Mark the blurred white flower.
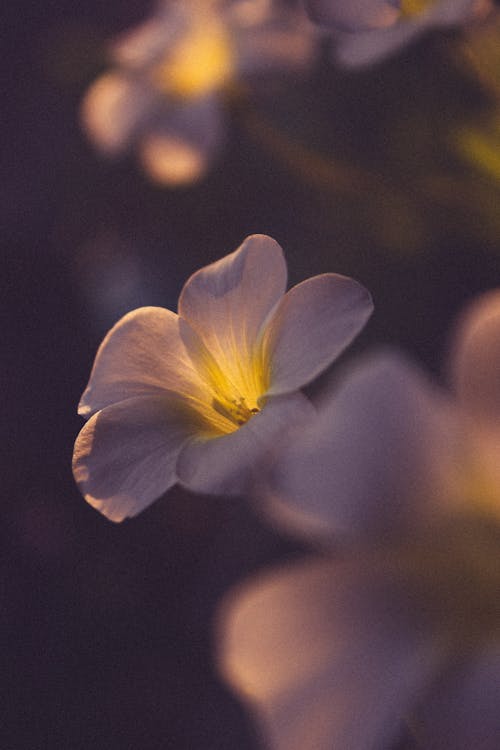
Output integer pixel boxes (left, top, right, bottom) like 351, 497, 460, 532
219, 290, 500, 750
304, 0, 492, 67
73, 234, 373, 521
81, 0, 317, 185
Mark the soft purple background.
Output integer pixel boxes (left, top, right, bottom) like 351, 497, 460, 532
3, 1, 500, 747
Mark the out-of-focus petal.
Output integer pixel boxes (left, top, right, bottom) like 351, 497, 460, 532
266, 352, 455, 540
138, 94, 223, 186
78, 307, 208, 419
334, 21, 422, 67
225, 0, 273, 28
80, 72, 155, 154
111, 4, 185, 69
449, 289, 500, 425
264, 274, 373, 397
415, 646, 500, 750
305, 0, 399, 31
429, 0, 492, 25
235, 19, 317, 76
178, 234, 287, 396
218, 556, 443, 750
73, 394, 203, 522
176, 392, 315, 495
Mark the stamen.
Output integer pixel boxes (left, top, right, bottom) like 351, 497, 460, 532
212, 395, 260, 427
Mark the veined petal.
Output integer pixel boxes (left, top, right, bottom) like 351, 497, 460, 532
305, 0, 399, 31
78, 307, 208, 419
178, 234, 287, 403
72, 394, 204, 522
218, 556, 443, 750
264, 273, 373, 397
138, 95, 223, 186
415, 646, 500, 750
176, 392, 315, 495
80, 72, 155, 155
266, 352, 455, 540
449, 289, 500, 426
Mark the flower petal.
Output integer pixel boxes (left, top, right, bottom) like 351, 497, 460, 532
234, 12, 317, 76
178, 234, 287, 396
138, 95, 224, 186
218, 556, 443, 750
176, 392, 315, 495
450, 289, 500, 425
415, 646, 500, 750
429, 0, 492, 25
80, 72, 155, 155
305, 0, 399, 31
78, 307, 207, 419
334, 22, 423, 68
264, 273, 373, 397
266, 352, 455, 540
73, 394, 203, 522
111, 4, 185, 69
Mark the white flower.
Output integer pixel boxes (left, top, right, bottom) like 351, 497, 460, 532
218, 290, 500, 750
81, 0, 317, 185
305, 0, 492, 67
72, 234, 373, 521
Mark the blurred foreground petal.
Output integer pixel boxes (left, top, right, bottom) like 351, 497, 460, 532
267, 352, 453, 539
219, 556, 443, 750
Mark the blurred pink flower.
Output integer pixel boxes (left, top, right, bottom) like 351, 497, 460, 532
305, 0, 492, 67
219, 290, 500, 750
73, 234, 373, 521
81, 0, 316, 185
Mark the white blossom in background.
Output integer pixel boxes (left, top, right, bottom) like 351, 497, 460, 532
81, 0, 317, 186
304, 0, 492, 67
219, 290, 500, 750
73, 234, 373, 521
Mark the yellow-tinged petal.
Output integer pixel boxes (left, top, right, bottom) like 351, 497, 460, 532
179, 234, 286, 414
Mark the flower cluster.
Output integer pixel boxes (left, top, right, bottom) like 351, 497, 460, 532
305, 0, 493, 66
72, 2, 500, 748
80, 0, 496, 183
81, 0, 316, 185
73, 231, 500, 749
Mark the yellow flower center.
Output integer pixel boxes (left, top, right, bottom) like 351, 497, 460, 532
399, 0, 435, 18
205, 353, 268, 432
154, 21, 234, 99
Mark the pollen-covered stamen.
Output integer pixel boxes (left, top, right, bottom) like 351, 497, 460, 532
213, 395, 261, 427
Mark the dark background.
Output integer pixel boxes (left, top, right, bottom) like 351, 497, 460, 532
3, 1, 500, 748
